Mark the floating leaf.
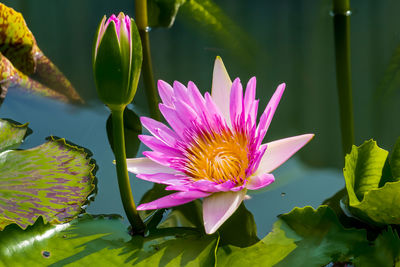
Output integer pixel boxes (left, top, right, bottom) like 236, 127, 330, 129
353, 227, 400, 267
0, 214, 219, 266
217, 206, 368, 266
344, 139, 400, 225
0, 128, 96, 230
0, 119, 28, 152
148, 0, 186, 28
0, 3, 83, 103
218, 203, 259, 248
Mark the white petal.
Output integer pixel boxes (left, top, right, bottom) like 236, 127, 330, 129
203, 189, 247, 234
254, 134, 314, 175
126, 157, 180, 174
211, 56, 232, 126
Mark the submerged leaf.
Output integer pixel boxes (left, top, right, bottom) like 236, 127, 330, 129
0, 214, 219, 266
0, 3, 82, 103
0, 131, 96, 230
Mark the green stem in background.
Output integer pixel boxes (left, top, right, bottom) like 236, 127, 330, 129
332, 0, 355, 157
135, 0, 161, 120
111, 107, 145, 234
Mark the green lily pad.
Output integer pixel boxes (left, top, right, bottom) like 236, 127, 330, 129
0, 119, 28, 152
217, 206, 368, 267
0, 214, 218, 266
344, 139, 400, 225
0, 123, 96, 230
353, 227, 400, 267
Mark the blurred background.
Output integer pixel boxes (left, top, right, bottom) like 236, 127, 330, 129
0, 0, 399, 235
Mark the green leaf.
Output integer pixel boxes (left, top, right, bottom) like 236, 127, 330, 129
216, 224, 295, 267
391, 137, 400, 179
0, 119, 28, 152
353, 227, 400, 267
0, 136, 96, 230
344, 139, 400, 225
148, 0, 186, 28
217, 206, 368, 267
218, 203, 259, 247
106, 107, 141, 158
0, 215, 219, 266
344, 140, 388, 202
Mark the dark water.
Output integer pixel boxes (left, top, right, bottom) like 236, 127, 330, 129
1, 0, 399, 236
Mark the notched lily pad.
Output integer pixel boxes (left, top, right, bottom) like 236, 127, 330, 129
0, 214, 218, 266
344, 139, 400, 226
0, 127, 96, 230
217, 206, 368, 267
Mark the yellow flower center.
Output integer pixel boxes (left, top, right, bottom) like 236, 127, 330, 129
183, 128, 249, 184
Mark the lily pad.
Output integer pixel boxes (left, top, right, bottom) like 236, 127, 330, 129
353, 227, 400, 267
0, 214, 218, 266
0, 119, 28, 152
217, 206, 368, 267
344, 139, 400, 225
0, 123, 96, 230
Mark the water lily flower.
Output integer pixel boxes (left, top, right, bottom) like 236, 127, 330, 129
127, 57, 314, 234
93, 12, 142, 109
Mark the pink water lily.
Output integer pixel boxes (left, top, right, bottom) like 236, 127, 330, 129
127, 57, 314, 234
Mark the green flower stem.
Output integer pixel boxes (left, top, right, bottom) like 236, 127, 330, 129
111, 107, 145, 234
135, 0, 161, 120
332, 0, 354, 157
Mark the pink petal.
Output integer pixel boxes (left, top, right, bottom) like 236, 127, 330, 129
137, 173, 190, 186
229, 78, 243, 126
141, 117, 179, 146
159, 104, 187, 137
158, 80, 174, 107
246, 173, 275, 190
202, 190, 247, 234
254, 134, 315, 175
137, 191, 211, 210
244, 77, 257, 123
187, 81, 207, 114
139, 135, 182, 157
143, 151, 182, 167
211, 57, 232, 126
173, 81, 189, 104
126, 157, 179, 174
257, 83, 285, 135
